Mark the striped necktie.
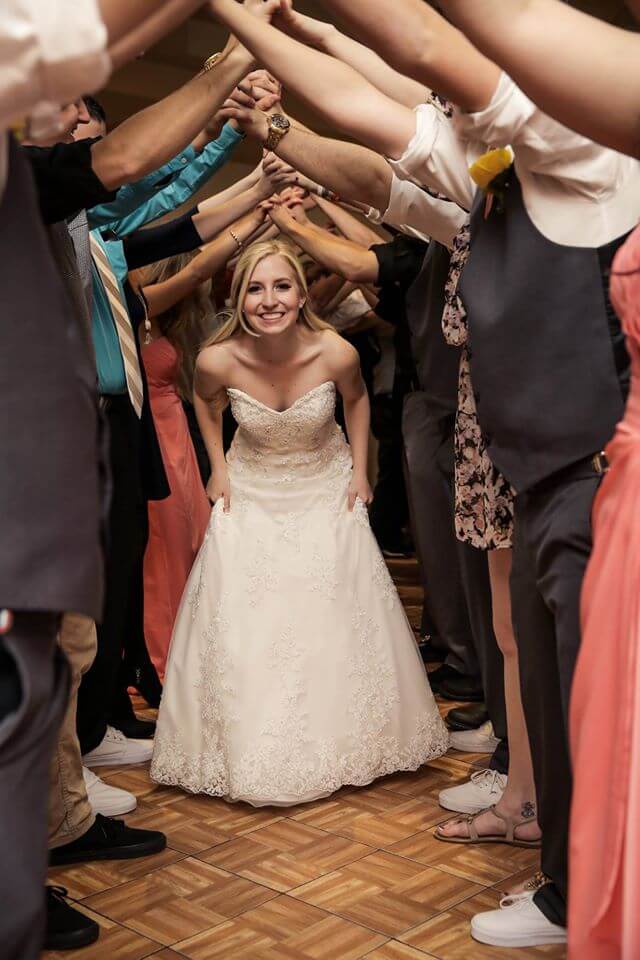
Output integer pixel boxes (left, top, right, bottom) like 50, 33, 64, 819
90, 233, 144, 417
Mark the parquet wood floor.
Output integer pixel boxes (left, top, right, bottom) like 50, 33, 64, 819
43, 558, 566, 960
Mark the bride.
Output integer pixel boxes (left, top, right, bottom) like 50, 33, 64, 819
150, 237, 448, 806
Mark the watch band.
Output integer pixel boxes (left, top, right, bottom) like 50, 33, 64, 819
265, 116, 290, 153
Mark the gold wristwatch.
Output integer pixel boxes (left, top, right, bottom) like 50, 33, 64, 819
265, 114, 291, 152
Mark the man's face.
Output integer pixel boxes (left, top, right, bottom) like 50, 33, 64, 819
57, 99, 91, 143
74, 114, 107, 142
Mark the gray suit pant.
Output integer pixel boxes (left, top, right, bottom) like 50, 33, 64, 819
0, 611, 68, 960
511, 468, 601, 927
402, 393, 506, 742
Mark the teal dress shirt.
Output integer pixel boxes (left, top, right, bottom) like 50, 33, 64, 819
88, 124, 242, 394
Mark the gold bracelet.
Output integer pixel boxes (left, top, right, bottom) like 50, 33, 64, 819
201, 52, 222, 74
229, 229, 243, 252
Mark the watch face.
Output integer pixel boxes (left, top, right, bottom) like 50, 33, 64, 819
271, 115, 290, 132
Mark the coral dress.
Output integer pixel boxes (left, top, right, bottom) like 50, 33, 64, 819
569, 226, 640, 959
142, 336, 211, 678
151, 381, 448, 805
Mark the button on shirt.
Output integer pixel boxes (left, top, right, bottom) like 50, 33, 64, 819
389, 72, 640, 248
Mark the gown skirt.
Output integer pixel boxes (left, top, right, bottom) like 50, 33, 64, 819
151, 381, 448, 806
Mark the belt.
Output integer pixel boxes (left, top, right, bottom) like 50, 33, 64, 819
528, 450, 610, 495
591, 450, 609, 475
99, 393, 129, 413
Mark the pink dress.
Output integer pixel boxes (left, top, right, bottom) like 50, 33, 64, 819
569, 226, 640, 959
143, 337, 211, 679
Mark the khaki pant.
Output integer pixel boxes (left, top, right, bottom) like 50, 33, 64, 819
48, 613, 97, 848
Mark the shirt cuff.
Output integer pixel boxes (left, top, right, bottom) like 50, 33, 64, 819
214, 123, 245, 149
454, 72, 535, 147
31, 0, 111, 103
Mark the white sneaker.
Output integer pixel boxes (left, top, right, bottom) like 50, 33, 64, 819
82, 725, 153, 767
82, 766, 137, 817
471, 891, 567, 947
438, 768, 507, 813
450, 721, 500, 754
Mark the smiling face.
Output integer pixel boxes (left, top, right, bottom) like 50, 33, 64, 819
241, 254, 305, 336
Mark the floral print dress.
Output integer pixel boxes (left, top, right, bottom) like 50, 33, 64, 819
443, 225, 515, 550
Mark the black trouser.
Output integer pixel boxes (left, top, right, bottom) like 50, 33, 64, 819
511, 463, 602, 926
0, 611, 67, 960
369, 391, 410, 550
77, 397, 148, 753
402, 394, 507, 745
402, 394, 480, 674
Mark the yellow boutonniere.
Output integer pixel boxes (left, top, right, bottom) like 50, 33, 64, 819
469, 147, 514, 216
9, 117, 27, 142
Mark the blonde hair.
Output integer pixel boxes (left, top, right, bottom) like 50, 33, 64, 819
202, 239, 331, 348
141, 253, 219, 400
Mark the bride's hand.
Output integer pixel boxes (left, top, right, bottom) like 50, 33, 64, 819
206, 472, 231, 513
348, 473, 373, 512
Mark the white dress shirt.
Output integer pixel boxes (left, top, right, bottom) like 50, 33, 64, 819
0, 0, 111, 192
328, 288, 372, 333
389, 73, 640, 248
368, 172, 467, 249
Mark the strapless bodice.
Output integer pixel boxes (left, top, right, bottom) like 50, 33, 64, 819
225, 381, 352, 492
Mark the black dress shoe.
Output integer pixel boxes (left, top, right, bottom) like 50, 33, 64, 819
113, 717, 156, 740
130, 662, 163, 709
427, 663, 458, 688
437, 672, 485, 703
417, 637, 445, 665
45, 886, 99, 951
446, 702, 490, 731
50, 814, 166, 866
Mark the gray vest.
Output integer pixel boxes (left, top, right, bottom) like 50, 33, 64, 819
0, 137, 104, 618
405, 241, 460, 420
459, 174, 627, 492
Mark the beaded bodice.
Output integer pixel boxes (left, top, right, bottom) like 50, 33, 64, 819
225, 381, 351, 485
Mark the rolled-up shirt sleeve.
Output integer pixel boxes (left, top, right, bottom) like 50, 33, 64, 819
383, 174, 468, 249
455, 72, 632, 200
0, 0, 111, 129
388, 104, 476, 212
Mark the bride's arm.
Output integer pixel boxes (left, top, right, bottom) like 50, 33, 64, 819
329, 334, 373, 511
194, 347, 231, 511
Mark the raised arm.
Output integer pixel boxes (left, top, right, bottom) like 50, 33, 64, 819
101, 0, 206, 67
92, 0, 282, 189
276, 4, 429, 109
91, 45, 251, 189
266, 199, 380, 284
311, 0, 500, 111
217, 101, 395, 212
209, 0, 417, 158
438, 0, 640, 157
120, 182, 271, 269
313, 195, 382, 248
141, 206, 269, 318
99, 0, 200, 48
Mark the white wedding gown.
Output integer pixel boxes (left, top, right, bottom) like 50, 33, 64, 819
151, 381, 449, 806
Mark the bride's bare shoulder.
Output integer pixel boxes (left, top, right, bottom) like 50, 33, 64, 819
195, 340, 242, 397
197, 338, 240, 375
319, 328, 360, 376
